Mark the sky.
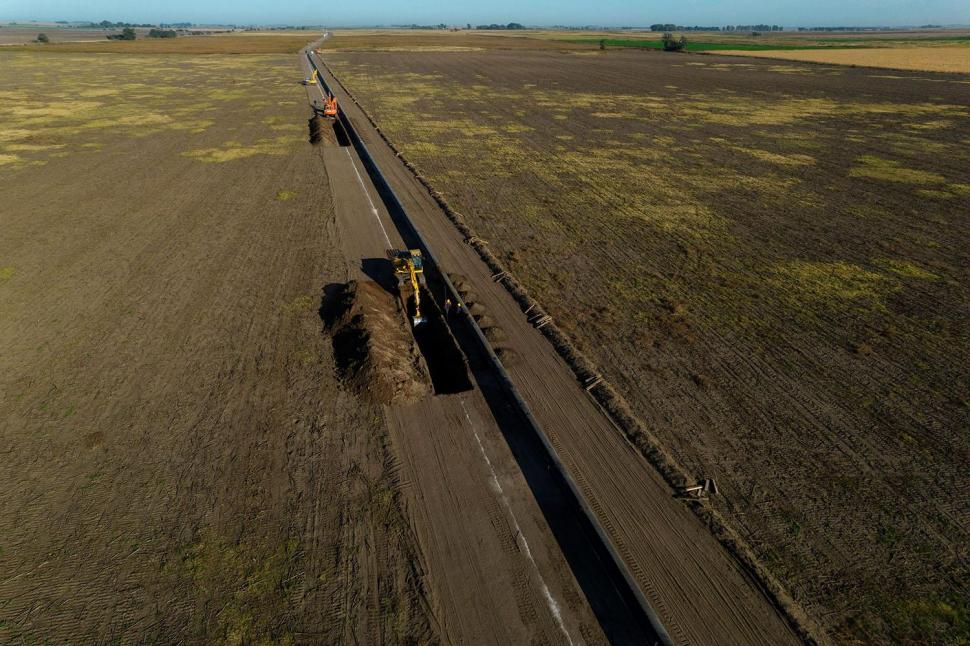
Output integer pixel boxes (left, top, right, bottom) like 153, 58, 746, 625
5, 0, 970, 28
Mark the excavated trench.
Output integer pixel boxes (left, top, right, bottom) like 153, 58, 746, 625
407, 287, 473, 395
322, 279, 471, 403
308, 114, 350, 147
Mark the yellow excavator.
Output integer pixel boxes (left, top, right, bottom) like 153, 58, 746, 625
389, 249, 427, 327
302, 68, 318, 86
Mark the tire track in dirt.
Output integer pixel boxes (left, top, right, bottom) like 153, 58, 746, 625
459, 397, 574, 645
317, 134, 600, 644
304, 51, 626, 642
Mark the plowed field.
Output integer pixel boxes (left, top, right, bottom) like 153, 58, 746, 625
0, 52, 434, 642
326, 47, 970, 643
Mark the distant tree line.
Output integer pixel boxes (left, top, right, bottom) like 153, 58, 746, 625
476, 23, 526, 30
650, 24, 720, 31
87, 20, 154, 28
796, 26, 890, 31
651, 23, 784, 32
723, 24, 784, 31
147, 28, 177, 38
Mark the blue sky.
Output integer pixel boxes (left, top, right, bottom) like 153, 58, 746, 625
5, 0, 970, 27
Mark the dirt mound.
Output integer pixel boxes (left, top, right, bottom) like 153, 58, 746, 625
323, 280, 431, 405
309, 115, 341, 146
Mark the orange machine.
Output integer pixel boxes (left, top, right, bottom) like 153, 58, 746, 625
323, 93, 338, 118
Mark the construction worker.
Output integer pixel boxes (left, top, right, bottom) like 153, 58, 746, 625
444, 298, 452, 318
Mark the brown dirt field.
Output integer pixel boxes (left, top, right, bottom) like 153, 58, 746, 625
0, 51, 434, 642
0, 27, 115, 45
325, 47, 970, 643
320, 28, 596, 52
717, 47, 970, 74
10, 32, 319, 54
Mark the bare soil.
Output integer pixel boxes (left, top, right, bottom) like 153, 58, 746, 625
0, 27, 118, 45
8, 32, 319, 53
0, 52, 434, 643
326, 46, 970, 643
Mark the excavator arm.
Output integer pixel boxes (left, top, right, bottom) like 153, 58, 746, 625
389, 249, 427, 327
408, 263, 423, 324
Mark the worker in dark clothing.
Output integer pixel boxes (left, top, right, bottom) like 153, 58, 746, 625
444, 298, 453, 319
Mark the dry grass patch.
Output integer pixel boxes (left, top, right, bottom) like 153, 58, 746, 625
850, 155, 946, 184
183, 136, 303, 163
12, 33, 318, 54
716, 46, 970, 74
0, 52, 297, 166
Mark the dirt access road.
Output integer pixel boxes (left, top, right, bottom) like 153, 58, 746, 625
309, 48, 803, 645
302, 52, 642, 645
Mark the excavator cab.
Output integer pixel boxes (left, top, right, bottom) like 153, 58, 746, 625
389, 249, 427, 327
323, 93, 338, 118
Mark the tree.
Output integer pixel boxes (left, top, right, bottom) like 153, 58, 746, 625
599, 38, 606, 50
36, 33, 49, 43
661, 32, 687, 51
106, 27, 137, 41
148, 28, 177, 38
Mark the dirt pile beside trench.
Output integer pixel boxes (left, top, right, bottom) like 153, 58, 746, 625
323, 280, 431, 405
308, 115, 336, 145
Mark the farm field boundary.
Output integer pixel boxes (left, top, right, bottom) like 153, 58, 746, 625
314, 53, 827, 645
